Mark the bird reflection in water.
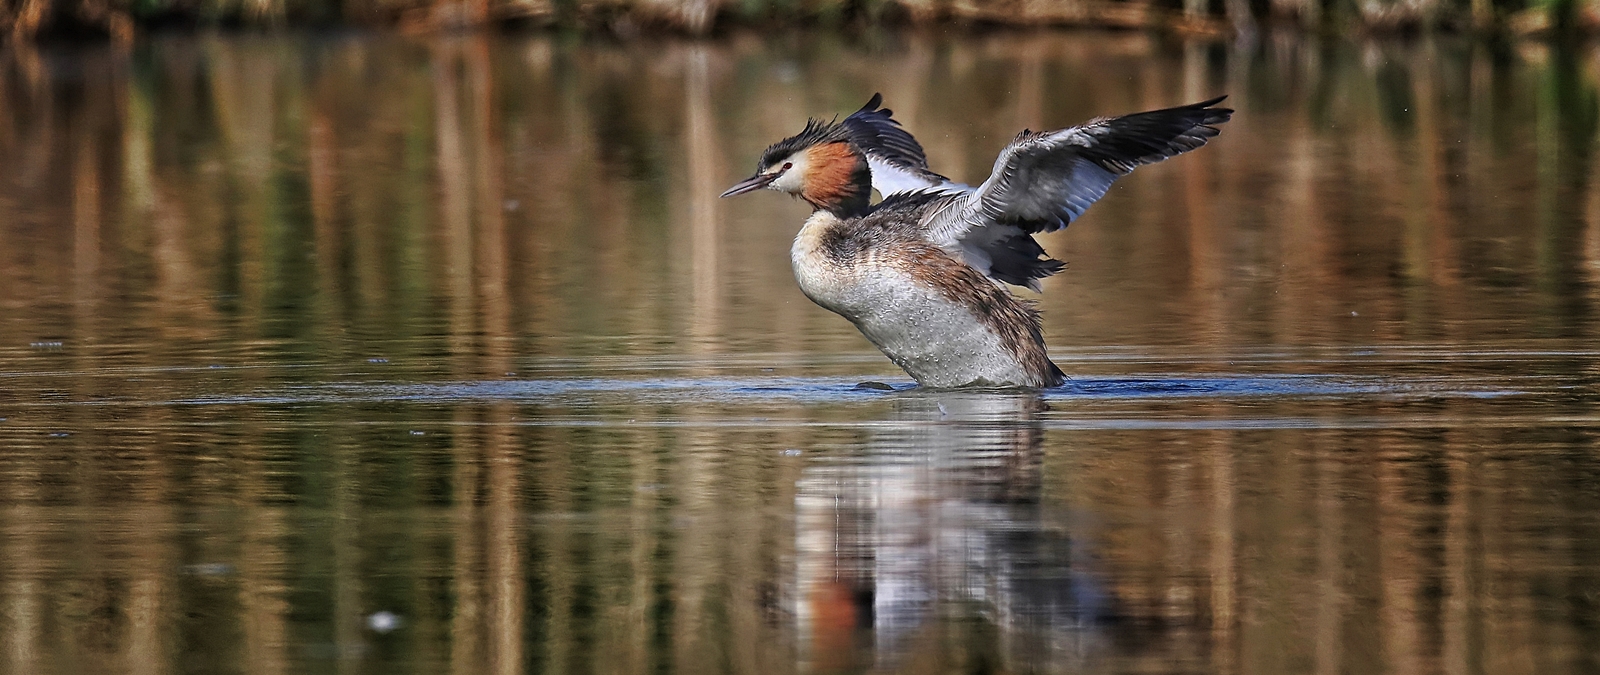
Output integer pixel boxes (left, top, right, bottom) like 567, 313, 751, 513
791, 392, 1112, 671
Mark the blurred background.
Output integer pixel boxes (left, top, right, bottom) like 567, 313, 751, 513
2, 7, 1600, 675
6, 0, 1600, 38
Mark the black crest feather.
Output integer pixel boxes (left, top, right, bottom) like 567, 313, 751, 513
756, 93, 951, 186
841, 93, 949, 184
758, 116, 848, 170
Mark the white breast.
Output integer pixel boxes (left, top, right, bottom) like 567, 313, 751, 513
790, 212, 1037, 388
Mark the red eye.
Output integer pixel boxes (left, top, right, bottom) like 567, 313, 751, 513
782, 162, 793, 171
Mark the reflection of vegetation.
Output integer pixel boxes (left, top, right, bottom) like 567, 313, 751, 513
3, 30, 1600, 675
1533, 42, 1597, 331
7, 0, 1600, 38
2, 32, 1598, 358
2, 31, 1600, 362
1373, 59, 1415, 135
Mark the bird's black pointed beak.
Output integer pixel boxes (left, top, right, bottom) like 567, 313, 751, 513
720, 172, 777, 198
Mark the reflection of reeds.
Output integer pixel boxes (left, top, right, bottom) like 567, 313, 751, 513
2, 30, 1600, 675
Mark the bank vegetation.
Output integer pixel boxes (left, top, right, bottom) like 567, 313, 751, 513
4, 0, 1600, 41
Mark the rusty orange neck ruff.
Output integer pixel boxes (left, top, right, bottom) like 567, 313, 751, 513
800, 142, 872, 218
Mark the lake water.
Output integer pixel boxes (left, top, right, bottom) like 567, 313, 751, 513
2, 29, 1599, 674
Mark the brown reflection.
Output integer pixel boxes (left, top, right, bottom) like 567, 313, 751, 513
435, 39, 476, 358
1588, 63, 1600, 345
1208, 432, 1237, 675
1, 487, 43, 675
1313, 440, 1343, 675
118, 434, 171, 675
2, 30, 1600, 675
687, 46, 721, 351
1440, 441, 1480, 675
451, 426, 485, 675
427, 33, 528, 675
465, 33, 524, 675
72, 129, 101, 335
3, 30, 1574, 361
309, 93, 342, 326
238, 470, 291, 675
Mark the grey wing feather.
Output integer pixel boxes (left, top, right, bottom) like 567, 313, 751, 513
928, 96, 1233, 289
840, 93, 954, 196
972, 135, 1120, 229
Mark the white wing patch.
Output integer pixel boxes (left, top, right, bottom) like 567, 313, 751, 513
866, 156, 944, 197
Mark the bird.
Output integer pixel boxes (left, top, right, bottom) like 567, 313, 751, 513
721, 93, 1232, 388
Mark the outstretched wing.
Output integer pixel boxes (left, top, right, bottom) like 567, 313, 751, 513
927, 96, 1233, 290
840, 93, 953, 197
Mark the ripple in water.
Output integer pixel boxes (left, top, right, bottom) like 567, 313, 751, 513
170, 372, 1521, 407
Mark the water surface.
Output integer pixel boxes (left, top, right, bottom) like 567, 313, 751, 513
2, 30, 1600, 674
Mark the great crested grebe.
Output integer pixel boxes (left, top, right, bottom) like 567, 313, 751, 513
722, 94, 1232, 388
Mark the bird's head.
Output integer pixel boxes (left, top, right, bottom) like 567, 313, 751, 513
721, 118, 870, 217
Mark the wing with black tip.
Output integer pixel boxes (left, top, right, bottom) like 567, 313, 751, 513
925, 96, 1233, 290
840, 93, 954, 196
